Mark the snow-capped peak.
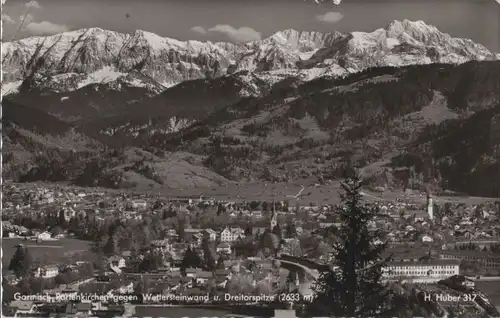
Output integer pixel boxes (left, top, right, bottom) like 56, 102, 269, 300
386, 19, 440, 38
2, 20, 498, 96
132, 29, 195, 51
263, 29, 343, 51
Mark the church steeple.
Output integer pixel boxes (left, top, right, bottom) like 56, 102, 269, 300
270, 200, 277, 230
426, 186, 434, 221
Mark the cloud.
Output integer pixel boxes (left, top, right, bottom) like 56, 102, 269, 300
191, 26, 207, 35
24, 0, 41, 9
18, 11, 69, 36
2, 13, 15, 24
312, 0, 342, 4
316, 11, 344, 24
24, 21, 69, 35
21, 13, 35, 24
207, 24, 261, 43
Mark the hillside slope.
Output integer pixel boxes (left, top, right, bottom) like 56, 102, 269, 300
2, 99, 228, 189
2, 99, 102, 181
74, 71, 274, 142
154, 61, 500, 196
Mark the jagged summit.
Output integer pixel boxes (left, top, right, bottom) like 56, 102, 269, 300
264, 29, 343, 51
132, 29, 208, 50
383, 19, 452, 45
385, 19, 438, 33
2, 20, 497, 95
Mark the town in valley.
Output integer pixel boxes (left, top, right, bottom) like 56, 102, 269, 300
2, 0, 500, 316
3, 181, 500, 317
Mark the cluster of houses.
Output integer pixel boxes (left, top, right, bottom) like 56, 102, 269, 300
4, 183, 500, 316
3, 221, 65, 241
4, 252, 94, 286
148, 226, 249, 260
2, 184, 344, 229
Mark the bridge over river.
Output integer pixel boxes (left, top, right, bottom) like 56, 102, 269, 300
274, 255, 330, 296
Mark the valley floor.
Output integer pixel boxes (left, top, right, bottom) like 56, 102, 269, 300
9, 179, 499, 205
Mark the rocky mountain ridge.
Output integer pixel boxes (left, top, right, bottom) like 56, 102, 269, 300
4, 61, 500, 196
2, 19, 497, 96
3, 20, 500, 196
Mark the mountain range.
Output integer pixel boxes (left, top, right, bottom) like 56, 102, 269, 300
3, 20, 500, 197
3, 19, 497, 95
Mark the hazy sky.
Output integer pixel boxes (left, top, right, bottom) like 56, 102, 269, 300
2, 0, 499, 52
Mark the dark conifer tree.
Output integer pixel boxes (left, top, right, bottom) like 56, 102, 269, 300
244, 224, 253, 236
103, 234, 118, 256
58, 209, 66, 227
285, 223, 297, 238
181, 247, 203, 274
202, 236, 216, 270
307, 174, 395, 317
9, 245, 33, 278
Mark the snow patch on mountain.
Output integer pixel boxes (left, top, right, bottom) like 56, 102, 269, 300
77, 66, 126, 89
2, 20, 498, 95
298, 64, 347, 81
1, 80, 22, 96
99, 116, 193, 138
149, 117, 193, 135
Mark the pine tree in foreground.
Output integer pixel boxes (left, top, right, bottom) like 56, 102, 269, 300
306, 174, 395, 317
9, 244, 33, 278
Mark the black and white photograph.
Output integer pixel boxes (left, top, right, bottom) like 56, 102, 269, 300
2, 0, 500, 317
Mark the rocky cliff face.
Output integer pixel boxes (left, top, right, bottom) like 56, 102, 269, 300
2, 20, 497, 95
1, 28, 235, 94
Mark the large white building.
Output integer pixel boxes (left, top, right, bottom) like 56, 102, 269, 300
34, 265, 59, 278
216, 242, 232, 254
220, 227, 245, 242
37, 231, 52, 241
440, 250, 500, 270
383, 260, 460, 280
131, 199, 147, 210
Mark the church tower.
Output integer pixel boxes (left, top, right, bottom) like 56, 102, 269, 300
270, 201, 277, 230
426, 188, 434, 221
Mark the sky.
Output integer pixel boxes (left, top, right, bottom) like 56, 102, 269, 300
2, 0, 499, 52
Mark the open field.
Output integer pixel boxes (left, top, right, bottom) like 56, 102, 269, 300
7, 180, 499, 206
7, 180, 345, 204
150, 180, 500, 205
2, 237, 92, 267
154, 179, 345, 204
